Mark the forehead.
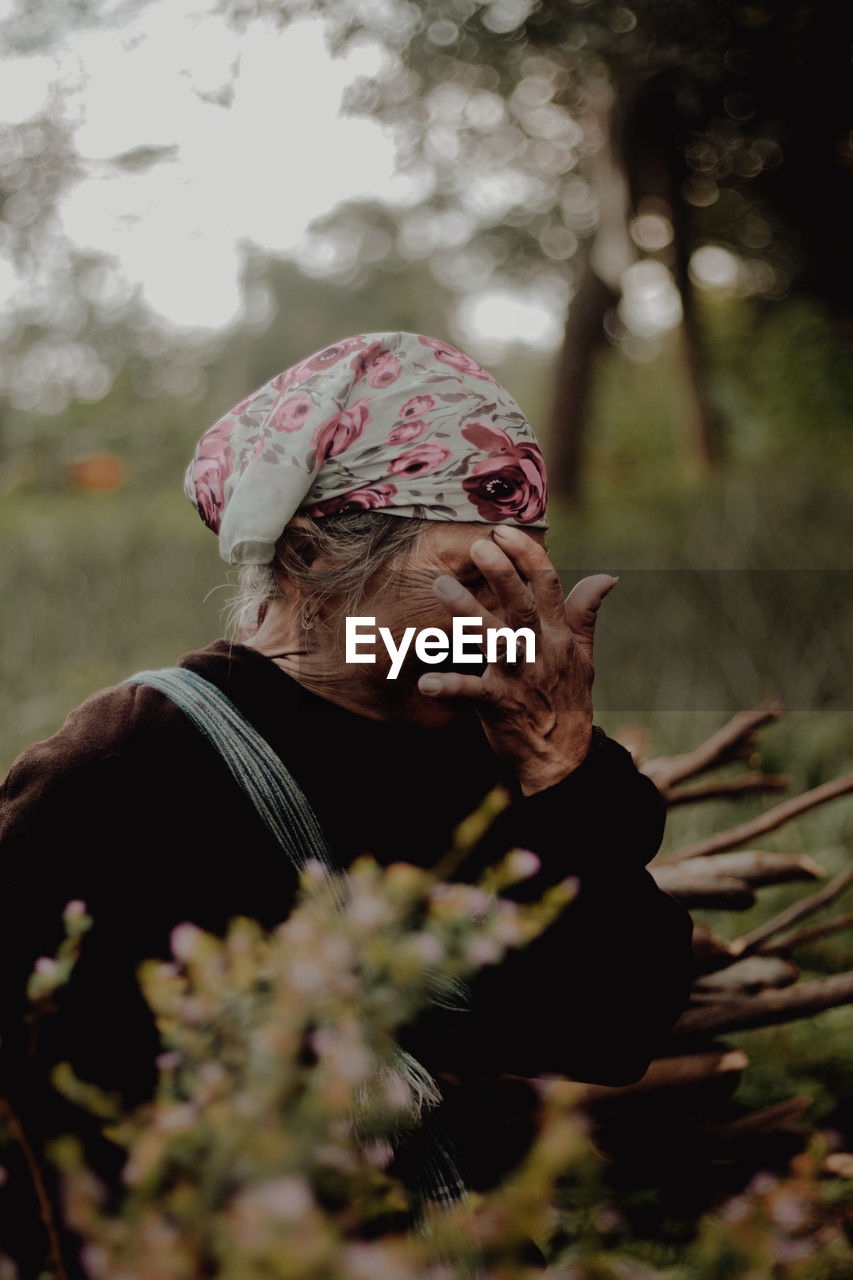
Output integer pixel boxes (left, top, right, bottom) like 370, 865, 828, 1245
415, 520, 547, 562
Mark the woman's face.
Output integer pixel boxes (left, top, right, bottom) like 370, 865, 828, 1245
339, 521, 548, 727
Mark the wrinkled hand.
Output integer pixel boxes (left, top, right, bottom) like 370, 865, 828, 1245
418, 525, 617, 796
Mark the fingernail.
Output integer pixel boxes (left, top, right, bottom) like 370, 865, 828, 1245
420, 675, 442, 694
472, 538, 499, 560
494, 525, 517, 539
434, 575, 459, 597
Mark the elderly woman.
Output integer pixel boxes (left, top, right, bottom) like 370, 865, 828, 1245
0, 331, 694, 1274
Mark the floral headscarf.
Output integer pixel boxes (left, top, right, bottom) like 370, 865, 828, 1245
185, 331, 548, 564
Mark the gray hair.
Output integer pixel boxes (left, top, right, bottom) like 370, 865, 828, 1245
224, 511, 431, 641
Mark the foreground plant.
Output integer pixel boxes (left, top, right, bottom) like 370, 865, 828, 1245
29, 850, 588, 1278
2, 709, 852, 1278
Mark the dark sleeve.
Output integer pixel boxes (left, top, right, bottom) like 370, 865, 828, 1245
0, 685, 148, 1039
411, 728, 696, 1086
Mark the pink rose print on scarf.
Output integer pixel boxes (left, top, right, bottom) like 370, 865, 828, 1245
269, 395, 313, 432
417, 336, 498, 383
304, 337, 366, 374
270, 369, 298, 393
388, 442, 452, 477
367, 350, 401, 388
400, 395, 435, 419
386, 418, 427, 446
460, 422, 548, 523
305, 484, 397, 517
312, 399, 372, 463
351, 342, 402, 388
350, 340, 380, 376
192, 420, 235, 533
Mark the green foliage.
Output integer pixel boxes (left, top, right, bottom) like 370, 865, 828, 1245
4, 847, 852, 1278
27, 852, 590, 1277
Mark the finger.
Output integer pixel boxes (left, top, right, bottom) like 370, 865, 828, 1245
418, 670, 498, 705
492, 525, 566, 627
470, 537, 540, 630
433, 574, 502, 650
563, 573, 618, 656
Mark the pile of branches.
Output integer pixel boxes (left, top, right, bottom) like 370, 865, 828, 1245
552, 702, 853, 1192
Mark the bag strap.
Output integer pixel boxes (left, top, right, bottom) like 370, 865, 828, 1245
123, 664, 466, 1206
123, 668, 336, 880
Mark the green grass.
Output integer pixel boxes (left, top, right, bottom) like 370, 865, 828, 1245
0, 487, 226, 766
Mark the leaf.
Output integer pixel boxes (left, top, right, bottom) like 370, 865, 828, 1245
461, 422, 512, 453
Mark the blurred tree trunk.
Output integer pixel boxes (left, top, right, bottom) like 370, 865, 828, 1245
546, 260, 618, 506
671, 186, 725, 468
546, 79, 629, 506
548, 74, 726, 504
621, 78, 725, 469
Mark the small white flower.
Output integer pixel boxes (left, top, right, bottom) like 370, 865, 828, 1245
290, 960, 325, 992
170, 922, 201, 961
348, 891, 388, 927
249, 1176, 313, 1220
338, 1046, 373, 1081
507, 848, 541, 880
158, 1104, 197, 1132
412, 932, 444, 964
363, 1140, 394, 1168
79, 1245, 109, 1278
468, 936, 500, 966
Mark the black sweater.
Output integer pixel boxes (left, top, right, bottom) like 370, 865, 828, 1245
0, 640, 695, 1267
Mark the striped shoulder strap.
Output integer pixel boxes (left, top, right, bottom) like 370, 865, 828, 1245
123, 664, 466, 1207
123, 667, 336, 880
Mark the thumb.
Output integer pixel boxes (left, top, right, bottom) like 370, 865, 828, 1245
564, 573, 618, 655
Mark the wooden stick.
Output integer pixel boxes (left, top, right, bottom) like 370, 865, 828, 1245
730, 868, 853, 956
539, 1049, 749, 1104
0, 1094, 70, 1280
656, 772, 853, 864
662, 773, 790, 806
691, 924, 741, 968
695, 1096, 813, 1141
641, 700, 783, 791
669, 971, 853, 1039
758, 912, 853, 956
661, 850, 824, 886
651, 870, 755, 910
693, 955, 799, 995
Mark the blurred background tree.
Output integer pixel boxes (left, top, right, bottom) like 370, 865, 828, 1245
2, 1, 850, 496
223, 0, 852, 499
